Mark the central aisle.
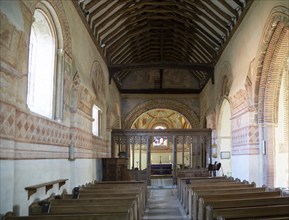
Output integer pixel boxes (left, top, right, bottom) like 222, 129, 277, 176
143, 179, 188, 220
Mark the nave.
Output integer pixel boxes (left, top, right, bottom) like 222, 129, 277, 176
3, 176, 289, 219
1, 0, 289, 217
143, 179, 187, 220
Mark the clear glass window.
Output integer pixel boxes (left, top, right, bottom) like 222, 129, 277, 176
27, 9, 55, 118
92, 105, 102, 136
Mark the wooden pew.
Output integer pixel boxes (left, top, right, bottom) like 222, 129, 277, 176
83, 181, 147, 214
177, 176, 227, 203
181, 177, 236, 209
199, 196, 289, 220
74, 181, 146, 218
79, 189, 141, 194
30, 204, 135, 220
46, 181, 145, 220
85, 183, 145, 189
80, 188, 142, 217
187, 182, 255, 211
206, 204, 289, 220
62, 193, 141, 219
194, 190, 282, 220
183, 180, 247, 213
31, 197, 139, 219
5, 213, 131, 220
51, 197, 138, 217
176, 168, 210, 178
84, 181, 146, 218
190, 187, 267, 220
49, 197, 136, 205
7, 181, 146, 220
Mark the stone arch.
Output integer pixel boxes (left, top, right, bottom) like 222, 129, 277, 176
123, 99, 200, 129
255, 6, 289, 124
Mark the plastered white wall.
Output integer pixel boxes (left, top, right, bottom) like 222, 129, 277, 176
232, 155, 259, 185
0, 158, 101, 216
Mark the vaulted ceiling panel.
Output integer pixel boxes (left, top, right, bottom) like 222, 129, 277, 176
75, 0, 253, 94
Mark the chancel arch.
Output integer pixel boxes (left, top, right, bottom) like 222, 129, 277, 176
123, 99, 200, 129
131, 108, 192, 130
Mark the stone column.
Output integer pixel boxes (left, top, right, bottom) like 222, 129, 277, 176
182, 136, 185, 169
55, 49, 64, 122
146, 136, 151, 185
262, 123, 276, 188
172, 136, 177, 185
131, 138, 135, 169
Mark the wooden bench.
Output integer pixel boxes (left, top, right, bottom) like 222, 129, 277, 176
25, 179, 68, 199
5, 213, 131, 220
90, 180, 145, 185
49, 197, 138, 215
194, 190, 282, 220
190, 187, 267, 220
49, 197, 136, 205
79, 181, 146, 219
199, 196, 289, 220
40, 181, 146, 220
30, 204, 135, 220
30, 197, 139, 219
207, 204, 289, 219
183, 180, 247, 212
79, 189, 141, 193
62, 193, 141, 219
75, 181, 146, 218
7, 181, 146, 220
180, 177, 234, 208
181, 178, 238, 200
176, 168, 210, 178
83, 182, 147, 211
85, 183, 145, 188
79, 188, 142, 220
177, 176, 227, 203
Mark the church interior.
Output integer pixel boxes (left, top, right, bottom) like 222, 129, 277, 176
0, 0, 288, 219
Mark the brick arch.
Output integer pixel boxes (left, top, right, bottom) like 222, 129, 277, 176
48, 0, 72, 57
123, 99, 200, 129
28, 0, 72, 57
255, 6, 289, 124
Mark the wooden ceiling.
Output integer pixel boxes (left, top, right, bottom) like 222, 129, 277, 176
74, 0, 253, 94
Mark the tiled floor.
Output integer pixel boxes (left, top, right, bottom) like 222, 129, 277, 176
143, 179, 188, 220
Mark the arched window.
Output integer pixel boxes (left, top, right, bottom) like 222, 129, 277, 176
27, 3, 63, 120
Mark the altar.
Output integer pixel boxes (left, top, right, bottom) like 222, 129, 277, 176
151, 164, 172, 176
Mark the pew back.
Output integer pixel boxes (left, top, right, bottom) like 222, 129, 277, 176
199, 196, 289, 220
207, 204, 289, 219
5, 213, 130, 220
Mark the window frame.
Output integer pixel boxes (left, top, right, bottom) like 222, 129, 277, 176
27, 2, 64, 121
92, 104, 102, 137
